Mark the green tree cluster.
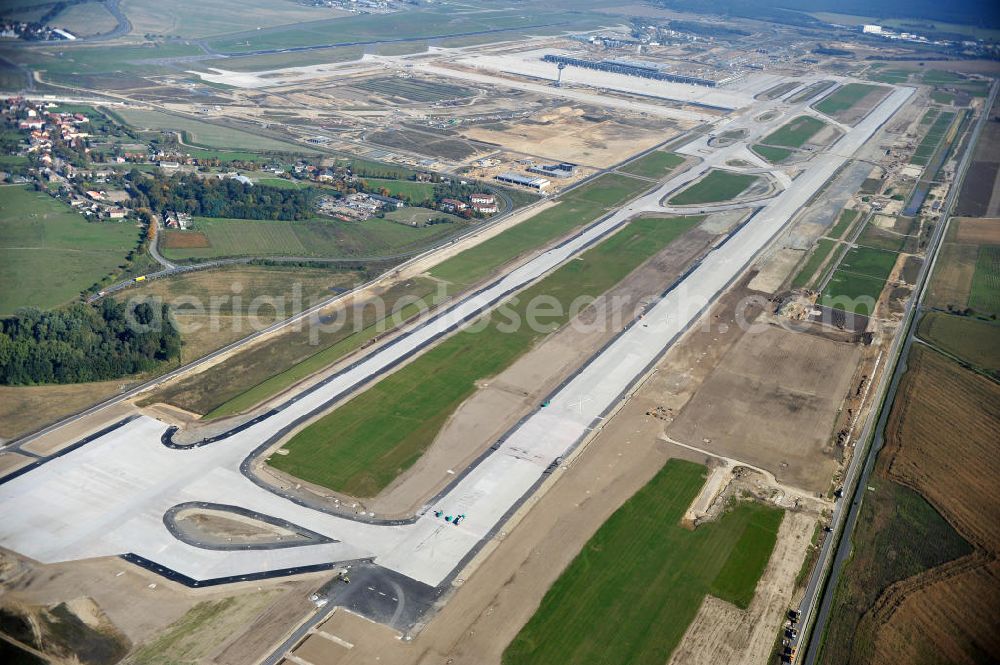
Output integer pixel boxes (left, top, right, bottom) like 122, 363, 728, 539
0, 300, 180, 385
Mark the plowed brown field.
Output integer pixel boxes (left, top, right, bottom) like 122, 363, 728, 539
885, 346, 1000, 550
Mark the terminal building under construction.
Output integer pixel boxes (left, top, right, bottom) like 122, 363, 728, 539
542, 54, 726, 87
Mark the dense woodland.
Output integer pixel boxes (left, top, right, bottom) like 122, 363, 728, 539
128, 171, 318, 220
0, 300, 180, 385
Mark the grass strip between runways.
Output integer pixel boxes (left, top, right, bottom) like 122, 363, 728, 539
503, 459, 783, 665
271, 215, 702, 497
429, 172, 652, 289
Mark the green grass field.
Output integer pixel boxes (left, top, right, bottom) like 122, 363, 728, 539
0, 186, 141, 313
113, 109, 310, 153
792, 238, 837, 289
503, 459, 782, 665
858, 219, 907, 252
821, 246, 899, 315
271, 215, 701, 497
867, 68, 911, 84
828, 209, 860, 239
931, 91, 956, 105
667, 170, 759, 206
814, 83, 886, 117
968, 245, 1000, 314
918, 312, 1000, 375
911, 111, 956, 167
161, 216, 466, 261
751, 144, 795, 164
252, 177, 306, 189
123, 0, 338, 38
358, 178, 435, 201
619, 151, 685, 179
430, 172, 650, 288
760, 115, 828, 148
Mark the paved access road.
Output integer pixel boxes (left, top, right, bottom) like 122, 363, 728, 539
0, 82, 912, 594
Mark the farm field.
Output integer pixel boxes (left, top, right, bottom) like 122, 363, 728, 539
751, 144, 794, 164
205, 6, 608, 54
819, 345, 999, 665
813, 83, 889, 124
272, 215, 701, 497
820, 245, 898, 315
969, 245, 1000, 313
791, 238, 837, 289
503, 459, 782, 665
113, 109, 311, 153
667, 170, 760, 206
430, 172, 650, 288
926, 218, 1000, 313
917, 312, 1000, 376
146, 278, 441, 417
0, 186, 141, 313
619, 151, 685, 179
759, 115, 828, 148
55, 1, 118, 36
160, 216, 467, 261
120, 0, 345, 38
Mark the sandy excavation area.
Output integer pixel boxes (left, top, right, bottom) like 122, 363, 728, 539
460, 104, 689, 167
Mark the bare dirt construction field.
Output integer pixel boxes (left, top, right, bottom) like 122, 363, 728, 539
0, 549, 321, 665
835, 344, 1000, 665
667, 323, 861, 492
460, 105, 684, 168
0, 552, 323, 665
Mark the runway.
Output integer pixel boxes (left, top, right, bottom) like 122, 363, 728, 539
0, 82, 912, 591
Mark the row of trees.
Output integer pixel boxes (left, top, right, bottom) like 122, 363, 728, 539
127, 171, 319, 220
0, 300, 181, 385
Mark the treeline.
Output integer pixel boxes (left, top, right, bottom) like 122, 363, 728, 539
127, 171, 318, 220
0, 301, 180, 385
